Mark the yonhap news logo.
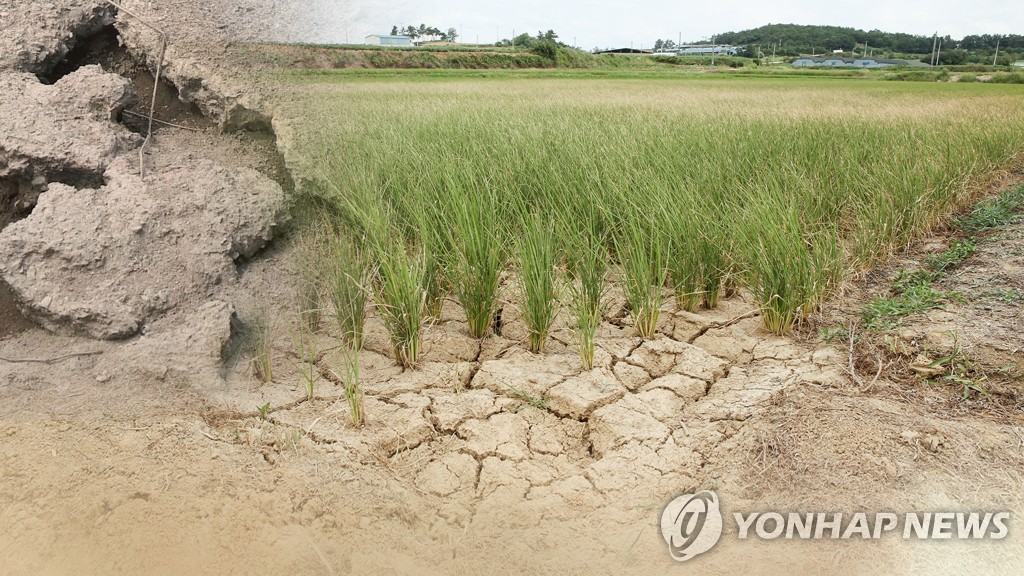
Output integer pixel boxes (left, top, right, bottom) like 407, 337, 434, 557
660, 491, 724, 562
661, 490, 1011, 562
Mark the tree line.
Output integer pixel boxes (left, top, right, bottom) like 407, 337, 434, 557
390, 24, 458, 42
682, 24, 1023, 58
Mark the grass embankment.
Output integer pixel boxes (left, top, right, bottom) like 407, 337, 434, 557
244, 43, 767, 72
281, 75, 1024, 367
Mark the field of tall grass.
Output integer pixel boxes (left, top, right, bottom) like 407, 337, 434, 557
280, 73, 1024, 366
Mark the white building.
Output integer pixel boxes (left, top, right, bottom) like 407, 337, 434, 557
364, 35, 413, 47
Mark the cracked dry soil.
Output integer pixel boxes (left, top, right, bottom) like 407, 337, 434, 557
3, 2, 1024, 575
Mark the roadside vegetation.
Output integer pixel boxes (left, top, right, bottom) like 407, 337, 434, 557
280, 74, 1024, 369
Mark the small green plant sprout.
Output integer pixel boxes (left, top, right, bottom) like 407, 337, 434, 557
924, 238, 976, 274
248, 305, 275, 383
517, 212, 560, 354
566, 223, 608, 370
257, 402, 271, 421
289, 312, 320, 401
326, 235, 370, 350
927, 331, 991, 400
863, 275, 950, 330
336, 346, 364, 427
504, 384, 548, 411
616, 217, 669, 339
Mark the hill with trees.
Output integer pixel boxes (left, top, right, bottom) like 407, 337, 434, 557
674, 24, 1022, 63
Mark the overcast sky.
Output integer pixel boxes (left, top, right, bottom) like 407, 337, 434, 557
294, 0, 1021, 48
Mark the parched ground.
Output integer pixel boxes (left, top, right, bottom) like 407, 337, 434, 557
3, 199, 1024, 574
1, 3, 1023, 573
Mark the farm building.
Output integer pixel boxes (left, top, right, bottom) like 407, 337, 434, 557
792, 57, 925, 68
598, 47, 651, 54
654, 44, 742, 56
596, 48, 652, 54
364, 34, 413, 47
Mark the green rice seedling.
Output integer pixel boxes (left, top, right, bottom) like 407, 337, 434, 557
337, 345, 364, 427
248, 304, 275, 383
616, 216, 669, 339
517, 213, 559, 353
421, 239, 447, 322
448, 182, 505, 339
325, 235, 370, 349
566, 224, 608, 370
291, 74, 1024, 344
701, 219, 730, 309
293, 231, 326, 332
663, 207, 705, 313
737, 195, 827, 334
373, 244, 426, 368
289, 312, 320, 400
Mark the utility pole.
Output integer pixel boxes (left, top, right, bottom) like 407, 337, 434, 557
936, 38, 943, 66
711, 36, 716, 66
930, 32, 938, 66
993, 37, 1001, 66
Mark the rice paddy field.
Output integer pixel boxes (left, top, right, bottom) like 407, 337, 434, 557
279, 73, 1024, 366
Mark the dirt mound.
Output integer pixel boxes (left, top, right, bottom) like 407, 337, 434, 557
0, 0, 115, 73
0, 65, 138, 228
0, 0, 295, 341
0, 155, 286, 339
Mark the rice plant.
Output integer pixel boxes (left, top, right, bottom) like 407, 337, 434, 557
421, 237, 448, 322
738, 195, 841, 334
292, 75, 1024, 346
663, 206, 705, 313
616, 216, 669, 339
517, 212, 559, 354
566, 223, 608, 370
289, 312, 320, 400
248, 304, 274, 383
447, 182, 505, 339
293, 231, 326, 332
373, 243, 426, 368
325, 235, 370, 349
336, 346, 363, 427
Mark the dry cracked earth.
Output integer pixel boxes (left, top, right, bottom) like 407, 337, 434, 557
2, 2, 1024, 575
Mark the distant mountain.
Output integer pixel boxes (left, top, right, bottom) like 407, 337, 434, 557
696, 24, 1022, 56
